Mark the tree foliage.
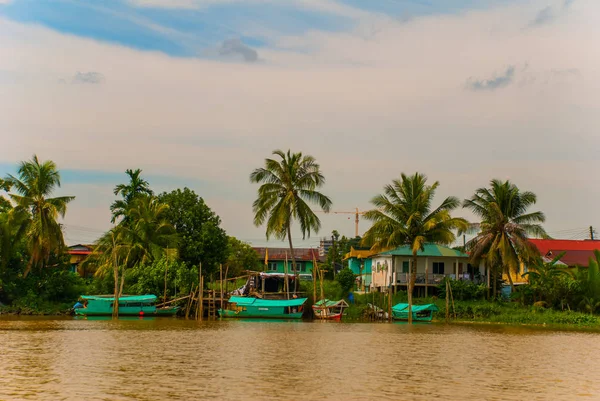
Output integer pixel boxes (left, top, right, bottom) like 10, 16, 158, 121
4, 155, 75, 277
250, 149, 332, 290
463, 179, 547, 292
336, 268, 356, 295
362, 172, 468, 323
226, 236, 260, 278
157, 188, 227, 277
110, 168, 153, 224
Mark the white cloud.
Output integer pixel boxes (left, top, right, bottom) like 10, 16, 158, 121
1, 0, 599, 243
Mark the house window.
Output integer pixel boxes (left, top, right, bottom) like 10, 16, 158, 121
292, 262, 306, 272
433, 262, 445, 275
267, 262, 278, 271
402, 261, 409, 273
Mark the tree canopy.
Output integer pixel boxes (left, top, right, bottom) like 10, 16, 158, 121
157, 187, 228, 276
463, 179, 547, 292
250, 149, 332, 290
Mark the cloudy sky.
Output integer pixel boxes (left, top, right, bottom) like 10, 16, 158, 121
0, 0, 598, 248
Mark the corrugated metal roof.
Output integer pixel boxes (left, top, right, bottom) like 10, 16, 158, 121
228, 296, 307, 307
530, 239, 600, 267
377, 244, 468, 258
253, 247, 320, 261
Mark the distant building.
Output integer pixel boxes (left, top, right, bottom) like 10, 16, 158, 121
529, 239, 600, 268
253, 247, 321, 274
319, 238, 333, 257
67, 244, 95, 278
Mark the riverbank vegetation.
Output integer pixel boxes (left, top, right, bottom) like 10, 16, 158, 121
1, 152, 600, 327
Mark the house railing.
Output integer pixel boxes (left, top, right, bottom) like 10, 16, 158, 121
394, 273, 487, 285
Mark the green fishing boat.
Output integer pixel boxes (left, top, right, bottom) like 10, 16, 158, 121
219, 296, 307, 319
74, 295, 180, 317
392, 303, 439, 322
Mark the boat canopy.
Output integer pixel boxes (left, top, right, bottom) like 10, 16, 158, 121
313, 299, 349, 308
392, 303, 439, 313
80, 295, 157, 303
228, 296, 307, 307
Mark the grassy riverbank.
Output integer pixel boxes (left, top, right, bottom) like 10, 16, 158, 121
341, 294, 600, 328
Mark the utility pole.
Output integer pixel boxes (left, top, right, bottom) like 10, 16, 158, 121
591, 226, 595, 241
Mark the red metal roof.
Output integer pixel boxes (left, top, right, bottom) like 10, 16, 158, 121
529, 239, 600, 254
253, 247, 321, 262
529, 239, 600, 267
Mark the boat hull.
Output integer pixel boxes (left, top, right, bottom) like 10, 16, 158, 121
75, 305, 156, 316
312, 308, 342, 320
219, 307, 303, 319
219, 296, 307, 319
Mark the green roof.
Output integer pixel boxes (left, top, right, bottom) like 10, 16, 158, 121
228, 296, 307, 307
392, 303, 439, 313
378, 244, 468, 258
81, 295, 157, 302
313, 299, 349, 308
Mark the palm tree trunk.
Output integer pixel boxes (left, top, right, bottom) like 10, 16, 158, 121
492, 264, 497, 300
287, 223, 298, 293
23, 254, 35, 279
408, 251, 417, 324
113, 263, 120, 318
119, 267, 126, 297
506, 264, 515, 294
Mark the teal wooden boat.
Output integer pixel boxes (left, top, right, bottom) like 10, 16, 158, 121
219, 296, 307, 319
74, 295, 180, 317
392, 303, 439, 322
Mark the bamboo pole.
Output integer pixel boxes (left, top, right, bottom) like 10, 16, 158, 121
445, 280, 450, 323
155, 294, 190, 307
312, 254, 317, 303
199, 276, 204, 320
284, 252, 290, 300
449, 281, 456, 319
388, 283, 393, 322
220, 264, 224, 312
163, 247, 169, 305
185, 286, 195, 319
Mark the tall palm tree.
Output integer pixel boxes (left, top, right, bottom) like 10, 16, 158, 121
110, 168, 153, 224
5, 155, 75, 277
250, 149, 332, 291
362, 173, 468, 324
93, 196, 177, 297
463, 179, 547, 294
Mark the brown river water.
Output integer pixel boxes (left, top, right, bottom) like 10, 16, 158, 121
0, 317, 599, 401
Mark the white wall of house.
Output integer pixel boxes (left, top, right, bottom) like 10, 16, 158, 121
371, 255, 484, 289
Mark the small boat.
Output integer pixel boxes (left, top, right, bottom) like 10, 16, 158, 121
312, 299, 349, 320
74, 295, 180, 317
391, 303, 439, 322
219, 296, 307, 319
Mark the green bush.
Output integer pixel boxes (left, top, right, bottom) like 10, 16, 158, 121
437, 278, 487, 301
336, 268, 356, 295
126, 258, 198, 298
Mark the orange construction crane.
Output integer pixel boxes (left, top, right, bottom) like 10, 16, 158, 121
314, 207, 367, 237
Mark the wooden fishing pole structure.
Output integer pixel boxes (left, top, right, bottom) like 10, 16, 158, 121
445, 279, 456, 322
284, 252, 290, 300
196, 263, 203, 320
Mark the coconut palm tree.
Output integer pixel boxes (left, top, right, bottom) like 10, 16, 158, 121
250, 149, 332, 291
4, 155, 75, 277
93, 196, 177, 297
110, 168, 153, 224
463, 179, 547, 295
362, 172, 468, 323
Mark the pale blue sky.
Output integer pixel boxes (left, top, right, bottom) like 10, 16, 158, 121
0, 0, 598, 247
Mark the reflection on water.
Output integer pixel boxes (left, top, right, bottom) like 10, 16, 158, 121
1, 317, 599, 401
